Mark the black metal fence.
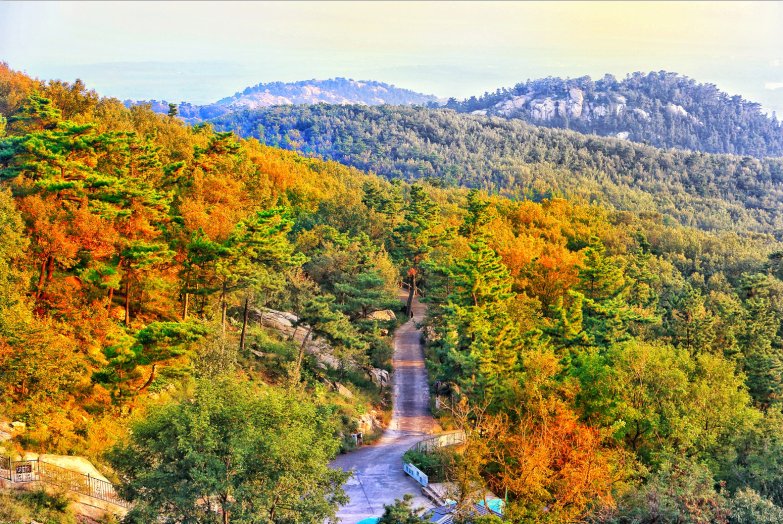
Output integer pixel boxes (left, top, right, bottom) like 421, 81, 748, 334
38, 460, 129, 508
1, 457, 128, 508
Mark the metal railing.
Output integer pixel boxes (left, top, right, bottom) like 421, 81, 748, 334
403, 461, 429, 487
38, 460, 129, 508
1, 457, 128, 508
410, 430, 466, 453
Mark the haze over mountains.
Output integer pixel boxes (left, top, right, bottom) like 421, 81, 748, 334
136, 71, 783, 159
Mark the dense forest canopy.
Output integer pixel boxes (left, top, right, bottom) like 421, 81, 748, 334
4, 63, 783, 523
213, 103, 783, 238
444, 71, 783, 158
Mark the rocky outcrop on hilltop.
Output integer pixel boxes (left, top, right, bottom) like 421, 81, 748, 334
494, 87, 631, 123
446, 71, 783, 157
217, 78, 438, 109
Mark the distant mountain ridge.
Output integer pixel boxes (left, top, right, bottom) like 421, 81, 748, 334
217, 78, 438, 107
127, 77, 439, 123
212, 103, 783, 238
130, 71, 783, 157
445, 71, 783, 158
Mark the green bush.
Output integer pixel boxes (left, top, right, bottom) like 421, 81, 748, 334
403, 448, 453, 482
0, 488, 77, 524
729, 488, 783, 524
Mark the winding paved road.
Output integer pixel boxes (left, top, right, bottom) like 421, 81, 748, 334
330, 293, 440, 523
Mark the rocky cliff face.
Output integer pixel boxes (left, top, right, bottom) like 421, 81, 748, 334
493, 87, 632, 124
250, 307, 391, 389
251, 307, 342, 369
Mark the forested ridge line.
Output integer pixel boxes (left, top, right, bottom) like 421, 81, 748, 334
213, 103, 783, 238
445, 71, 783, 158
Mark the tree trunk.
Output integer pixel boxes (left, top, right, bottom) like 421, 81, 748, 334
182, 291, 189, 320
107, 287, 114, 311
293, 326, 314, 381
222, 460, 231, 524
194, 281, 205, 316
221, 282, 227, 336
35, 256, 50, 300
138, 364, 156, 392
239, 294, 250, 352
45, 255, 55, 281
124, 279, 131, 326
406, 272, 417, 318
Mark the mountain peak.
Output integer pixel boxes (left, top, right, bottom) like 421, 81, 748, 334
446, 71, 783, 157
128, 78, 438, 123
215, 77, 437, 109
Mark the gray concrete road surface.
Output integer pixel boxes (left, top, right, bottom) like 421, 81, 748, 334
330, 294, 440, 523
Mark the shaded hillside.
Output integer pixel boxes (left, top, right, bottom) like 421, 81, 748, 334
213, 104, 783, 237
445, 71, 783, 157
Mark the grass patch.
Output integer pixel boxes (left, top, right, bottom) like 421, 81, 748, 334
0, 488, 77, 524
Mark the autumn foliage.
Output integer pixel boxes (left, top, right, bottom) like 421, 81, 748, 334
3, 64, 783, 522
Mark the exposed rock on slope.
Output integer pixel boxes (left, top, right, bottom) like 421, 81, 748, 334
367, 309, 396, 321
251, 307, 341, 369
250, 307, 391, 385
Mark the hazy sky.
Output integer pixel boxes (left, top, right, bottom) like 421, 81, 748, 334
2, 1, 782, 113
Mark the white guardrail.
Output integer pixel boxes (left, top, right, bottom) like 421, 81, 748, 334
403, 462, 429, 487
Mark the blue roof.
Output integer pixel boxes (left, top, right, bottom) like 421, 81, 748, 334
424, 501, 503, 523
477, 498, 505, 515
355, 518, 381, 524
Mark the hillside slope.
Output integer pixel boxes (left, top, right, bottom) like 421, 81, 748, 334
213, 104, 783, 237
445, 71, 783, 157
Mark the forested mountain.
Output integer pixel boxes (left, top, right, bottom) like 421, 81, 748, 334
213, 104, 783, 237
133, 71, 783, 157
128, 77, 439, 123
6, 64, 783, 523
444, 71, 783, 157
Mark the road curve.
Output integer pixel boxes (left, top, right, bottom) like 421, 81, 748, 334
330, 293, 440, 523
